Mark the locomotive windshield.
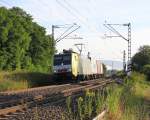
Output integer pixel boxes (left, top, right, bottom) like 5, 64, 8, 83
63, 54, 71, 65
54, 55, 62, 65
54, 54, 71, 65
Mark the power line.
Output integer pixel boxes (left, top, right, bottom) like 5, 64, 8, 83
55, 24, 75, 42
56, 0, 80, 21
61, 0, 124, 60
56, 25, 80, 43
52, 23, 80, 43
104, 22, 132, 73
0, 0, 12, 7
63, 0, 99, 32
56, 0, 99, 34
56, 0, 108, 53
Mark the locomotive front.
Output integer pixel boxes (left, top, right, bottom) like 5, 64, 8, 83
53, 53, 71, 80
53, 50, 79, 81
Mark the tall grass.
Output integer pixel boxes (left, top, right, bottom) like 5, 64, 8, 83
106, 86, 123, 120
94, 90, 105, 115
66, 72, 150, 120
0, 71, 52, 92
66, 96, 72, 115
66, 90, 106, 120
76, 91, 96, 120
106, 72, 150, 120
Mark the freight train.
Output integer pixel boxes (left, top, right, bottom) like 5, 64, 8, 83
53, 49, 104, 82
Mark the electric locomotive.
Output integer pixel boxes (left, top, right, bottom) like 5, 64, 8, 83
53, 49, 104, 82
53, 49, 79, 81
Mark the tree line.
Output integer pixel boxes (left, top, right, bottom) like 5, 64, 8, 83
132, 45, 150, 81
0, 7, 55, 72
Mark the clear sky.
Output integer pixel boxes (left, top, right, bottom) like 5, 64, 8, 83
0, 0, 150, 62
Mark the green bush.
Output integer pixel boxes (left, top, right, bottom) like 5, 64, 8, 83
132, 45, 150, 72
142, 64, 150, 81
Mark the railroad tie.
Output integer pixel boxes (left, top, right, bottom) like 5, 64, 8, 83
13, 112, 25, 115
0, 118, 8, 120
4, 114, 17, 117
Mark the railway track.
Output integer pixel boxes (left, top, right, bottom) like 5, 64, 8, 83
0, 79, 114, 119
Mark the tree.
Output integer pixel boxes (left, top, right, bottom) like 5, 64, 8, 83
27, 23, 55, 72
132, 45, 150, 72
102, 63, 107, 76
0, 7, 55, 72
142, 64, 150, 81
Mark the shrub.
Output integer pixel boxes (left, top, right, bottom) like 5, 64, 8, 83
142, 64, 150, 81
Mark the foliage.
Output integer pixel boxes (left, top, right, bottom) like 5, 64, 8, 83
0, 71, 52, 91
119, 72, 149, 120
94, 90, 105, 114
132, 45, 150, 72
83, 91, 95, 118
106, 86, 122, 119
0, 7, 55, 72
142, 64, 150, 81
102, 63, 107, 76
0, 78, 28, 92
66, 72, 149, 120
66, 90, 106, 120
66, 96, 72, 115
77, 97, 84, 120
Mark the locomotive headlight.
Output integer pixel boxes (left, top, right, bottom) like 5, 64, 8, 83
54, 70, 57, 73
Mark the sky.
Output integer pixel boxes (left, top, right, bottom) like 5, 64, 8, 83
0, 0, 150, 63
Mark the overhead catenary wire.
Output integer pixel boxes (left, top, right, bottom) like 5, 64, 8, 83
59, 0, 123, 60
56, 1, 106, 47
0, 0, 12, 7
56, 0, 99, 34
56, 25, 80, 43
55, 23, 76, 42
104, 24, 128, 41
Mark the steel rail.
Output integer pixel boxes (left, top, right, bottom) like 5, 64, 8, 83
0, 79, 114, 118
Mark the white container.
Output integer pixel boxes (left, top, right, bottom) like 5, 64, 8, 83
78, 56, 92, 75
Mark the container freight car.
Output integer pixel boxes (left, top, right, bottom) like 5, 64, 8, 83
53, 50, 104, 82
78, 56, 92, 80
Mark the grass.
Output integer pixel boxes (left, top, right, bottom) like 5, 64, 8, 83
65, 72, 150, 120
0, 70, 52, 92
106, 86, 123, 119
66, 90, 106, 120
106, 72, 150, 120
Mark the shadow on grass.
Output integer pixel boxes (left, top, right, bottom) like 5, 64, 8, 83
3, 72, 54, 87
120, 86, 150, 120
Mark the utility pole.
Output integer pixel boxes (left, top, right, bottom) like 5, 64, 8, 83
128, 23, 131, 62
123, 50, 126, 72
52, 25, 54, 41
111, 61, 114, 76
112, 61, 114, 71
104, 22, 131, 74
127, 23, 131, 74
